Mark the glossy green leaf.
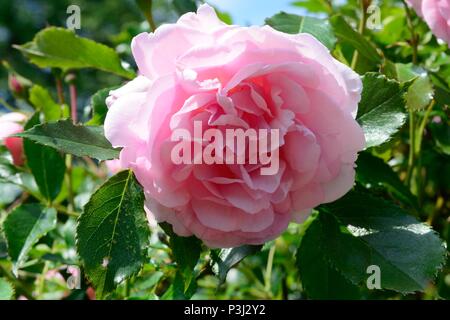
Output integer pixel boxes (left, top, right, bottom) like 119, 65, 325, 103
357, 73, 411, 148
23, 114, 65, 201
265, 12, 336, 49
0, 278, 14, 300
212, 245, 262, 284
76, 170, 150, 298
3, 203, 57, 275
29, 85, 62, 121
14, 27, 134, 79
330, 15, 381, 64
321, 191, 447, 293
16, 119, 120, 161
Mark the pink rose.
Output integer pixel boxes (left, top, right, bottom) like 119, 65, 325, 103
0, 112, 26, 166
407, 0, 450, 46
104, 4, 365, 248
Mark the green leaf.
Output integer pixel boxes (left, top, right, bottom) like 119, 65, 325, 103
3, 204, 57, 275
16, 119, 120, 161
0, 278, 14, 300
330, 15, 381, 64
296, 213, 362, 299
172, 0, 197, 15
23, 114, 66, 201
76, 170, 150, 298
14, 27, 134, 79
357, 73, 411, 148
265, 12, 336, 49
321, 191, 447, 293
356, 152, 417, 208
291, 0, 332, 13
211, 245, 262, 284
29, 85, 62, 121
86, 87, 117, 126
396, 63, 434, 111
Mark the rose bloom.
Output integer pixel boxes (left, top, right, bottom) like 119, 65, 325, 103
104, 4, 365, 248
0, 112, 26, 166
407, 0, 450, 46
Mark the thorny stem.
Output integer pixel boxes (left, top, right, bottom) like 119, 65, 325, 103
55, 75, 65, 105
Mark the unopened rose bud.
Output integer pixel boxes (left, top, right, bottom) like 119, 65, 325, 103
8, 74, 23, 95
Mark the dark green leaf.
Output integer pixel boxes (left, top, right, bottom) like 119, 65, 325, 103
357, 73, 411, 148
173, 0, 197, 15
266, 12, 336, 49
23, 114, 65, 201
3, 203, 57, 275
16, 119, 120, 161
356, 152, 417, 208
14, 27, 134, 79
76, 170, 150, 298
321, 191, 447, 293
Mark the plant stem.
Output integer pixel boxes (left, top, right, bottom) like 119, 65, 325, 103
0, 97, 21, 112
0, 263, 34, 300
402, 0, 419, 64
414, 100, 435, 205
55, 75, 65, 105
264, 245, 276, 294
406, 110, 416, 187
351, 0, 369, 70
65, 73, 77, 210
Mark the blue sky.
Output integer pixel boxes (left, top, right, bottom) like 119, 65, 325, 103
206, 0, 307, 26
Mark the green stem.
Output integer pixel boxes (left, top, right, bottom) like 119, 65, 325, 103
0, 97, 21, 112
414, 100, 435, 205
406, 110, 416, 187
0, 263, 34, 300
264, 245, 276, 294
402, 0, 419, 64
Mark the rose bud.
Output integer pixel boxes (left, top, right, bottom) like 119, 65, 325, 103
0, 112, 27, 166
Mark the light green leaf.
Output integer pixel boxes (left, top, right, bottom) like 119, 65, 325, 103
291, 0, 332, 13
396, 63, 434, 111
16, 119, 120, 161
23, 114, 66, 201
3, 204, 57, 275
76, 170, 150, 298
265, 12, 336, 49
357, 73, 411, 148
330, 15, 381, 64
0, 278, 14, 300
321, 191, 447, 294
29, 85, 62, 121
14, 27, 134, 79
